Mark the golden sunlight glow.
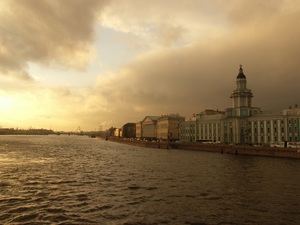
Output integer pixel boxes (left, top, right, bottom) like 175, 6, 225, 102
0, 96, 14, 108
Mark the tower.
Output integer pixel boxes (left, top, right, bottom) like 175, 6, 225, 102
230, 65, 253, 117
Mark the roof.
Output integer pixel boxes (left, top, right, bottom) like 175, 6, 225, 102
249, 110, 283, 119
141, 116, 161, 123
237, 65, 246, 79
198, 114, 224, 121
146, 116, 161, 121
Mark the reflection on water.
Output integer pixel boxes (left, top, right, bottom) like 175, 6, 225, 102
0, 135, 299, 225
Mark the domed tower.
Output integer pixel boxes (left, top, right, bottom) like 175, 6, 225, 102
230, 65, 253, 117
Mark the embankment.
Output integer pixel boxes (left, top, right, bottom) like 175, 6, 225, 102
104, 138, 300, 159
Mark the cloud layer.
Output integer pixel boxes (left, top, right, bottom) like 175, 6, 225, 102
1, 0, 300, 130
0, 0, 107, 78
93, 0, 300, 124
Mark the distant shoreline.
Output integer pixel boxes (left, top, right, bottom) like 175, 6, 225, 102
104, 138, 300, 159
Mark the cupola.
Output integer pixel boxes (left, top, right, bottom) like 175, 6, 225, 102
237, 65, 246, 79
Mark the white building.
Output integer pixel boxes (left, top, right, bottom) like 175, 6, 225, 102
197, 111, 223, 143
181, 65, 300, 146
179, 116, 196, 142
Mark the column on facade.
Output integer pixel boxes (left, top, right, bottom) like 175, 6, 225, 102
263, 120, 267, 144
233, 121, 236, 143
270, 119, 274, 143
206, 123, 209, 140
284, 117, 288, 142
212, 124, 214, 141
257, 121, 261, 144
199, 124, 201, 140
276, 119, 280, 142
251, 121, 255, 144
216, 123, 219, 142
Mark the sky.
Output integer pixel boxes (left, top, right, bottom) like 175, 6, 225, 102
1, 0, 300, 131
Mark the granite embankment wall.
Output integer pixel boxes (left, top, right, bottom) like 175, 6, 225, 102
106, 138, 300, 159
107, 138, 170, 149
171, 142, 300, 159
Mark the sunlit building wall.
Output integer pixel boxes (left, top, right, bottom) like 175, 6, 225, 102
135, 122, 142, 139
157, 114, 185, 141
141, 116, 160, 140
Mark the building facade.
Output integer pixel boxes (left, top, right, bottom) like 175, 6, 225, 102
180, 66, 300, 147
141, 116, 161, 140
122, 123, 136, 138
197, 111, 224, 143
135, 114, 185, 141
114, 128, 122, 137
179, 119, 196, 142
156, 114, 185, 141
135, 121, 142, 139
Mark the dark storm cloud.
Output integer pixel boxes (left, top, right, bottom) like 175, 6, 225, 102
95, 0, 300, 123
0, 0, 108, 78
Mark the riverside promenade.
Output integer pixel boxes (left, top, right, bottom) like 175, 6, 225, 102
106, 138, 300, 159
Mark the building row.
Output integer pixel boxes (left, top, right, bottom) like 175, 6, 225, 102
112, 114, 185, 142
112, 66, 300, 147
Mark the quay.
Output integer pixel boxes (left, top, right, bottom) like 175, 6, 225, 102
105, 138, 300, 159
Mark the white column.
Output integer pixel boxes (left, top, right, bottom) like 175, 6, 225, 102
257, 121, 261, 144
264, 120, 267, 144
270, 120, 274, 143
277, 120, 281, 141
251, 121, 255, 144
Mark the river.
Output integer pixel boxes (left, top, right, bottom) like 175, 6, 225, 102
0, 135, 299, 225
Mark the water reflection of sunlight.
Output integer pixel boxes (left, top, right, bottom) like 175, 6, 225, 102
0, 153, 52, 164
0, 153, 17, 163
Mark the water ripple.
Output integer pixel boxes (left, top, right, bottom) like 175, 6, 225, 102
0, 135, 299, 225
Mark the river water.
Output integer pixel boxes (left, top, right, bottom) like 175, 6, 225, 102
0, 135, 299, 225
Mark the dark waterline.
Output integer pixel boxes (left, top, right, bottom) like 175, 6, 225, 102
0, 135, 299, 225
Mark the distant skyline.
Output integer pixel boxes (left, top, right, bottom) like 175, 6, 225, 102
1, 0, 300, 131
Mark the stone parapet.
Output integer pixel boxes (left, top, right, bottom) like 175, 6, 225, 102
105, 138, 300, 159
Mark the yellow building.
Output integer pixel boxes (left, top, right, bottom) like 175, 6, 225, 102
157, 114, 185, 141
135, 121, 142, 139
141, 116, 160, 140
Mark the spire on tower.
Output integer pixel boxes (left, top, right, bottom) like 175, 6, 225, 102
237, 64, 246, 79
